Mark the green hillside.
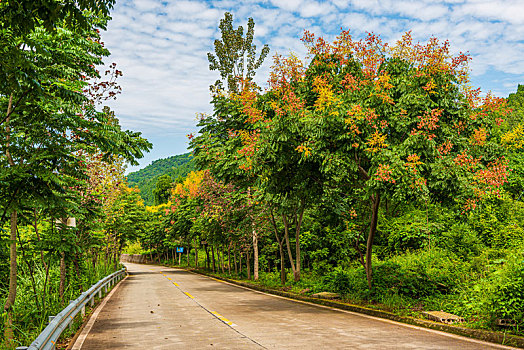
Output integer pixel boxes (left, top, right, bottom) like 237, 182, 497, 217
127, 152, 195, 205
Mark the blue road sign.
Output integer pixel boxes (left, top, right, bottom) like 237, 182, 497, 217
176, 247, 184, 253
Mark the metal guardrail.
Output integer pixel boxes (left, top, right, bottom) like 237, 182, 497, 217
17, 268, 127, 350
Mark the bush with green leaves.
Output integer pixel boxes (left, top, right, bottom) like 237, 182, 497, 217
489, 253, 524, 323
322, 267, 353, 296
437, 222, 482, 258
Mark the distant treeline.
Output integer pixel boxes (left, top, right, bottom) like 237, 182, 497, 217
127, 152, 195, 205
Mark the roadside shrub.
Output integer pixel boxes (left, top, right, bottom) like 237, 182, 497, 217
370, 261, 437, 299
490, 254, 524, 323
322, 267, 352, 296
381, 211, 428, 254
456, 246, 524, 332
437, 222, 482, 258
391, 250, 466, 295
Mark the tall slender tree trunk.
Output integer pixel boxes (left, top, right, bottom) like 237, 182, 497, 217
252, 226, 259, 281
270, 209, 286, 285
282, 215, 296, 278
227, 243, 231, 274
19, 237, 40, 311
220, 245, 225, 273
3, 95, 17, 346
239, 253, 242, 276
211, 245, 216, 272
217, 246, 222, 272
294, 202, 305, 282
42, 258, 50, 312
204, 245, 209, 269
365, 193, 381, 290
194, 241, 198, 268
246, 251, 251, 280
3, 210, 17, 345
279, 241, 286, 284
59, 251, 66, 300
233, 246, 238, 274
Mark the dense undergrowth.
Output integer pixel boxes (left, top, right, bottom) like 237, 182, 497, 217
0, 259, 121, 349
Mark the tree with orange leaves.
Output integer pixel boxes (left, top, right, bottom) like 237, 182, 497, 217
278, 30, 510, 288
220, 29, 510, 288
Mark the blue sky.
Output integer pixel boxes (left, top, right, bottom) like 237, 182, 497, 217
100, 0, 524, 173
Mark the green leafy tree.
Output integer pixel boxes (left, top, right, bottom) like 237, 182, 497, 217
222, 31, 511, 288
207, 12, 269, 93
103, 186, 148, 266
291, 31, 509, 288
153, 174, 173, 205
0, 0, 115, 35
0, 13, 150, 343
192, 13, 270, 279
502, 85, 524, 198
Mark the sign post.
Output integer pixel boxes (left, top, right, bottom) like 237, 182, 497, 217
176, 247, 183, 265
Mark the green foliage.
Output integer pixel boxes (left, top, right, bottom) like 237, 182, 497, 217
381, 209, 431, 254
123, 241, 143, 255
457, 247, 524, 328
322, 267, 352, 296
0, 6, 150, 346
0, 232, 7, 292
0, 0, 115, 35
468, 199, 524, 248
437, 222, 482, 258
506, 84, 524, 129
1, 258, 120, 346
207, 12, 269, 93
490, 256, 524, 322
153, 174, 173, 205
127, 153, 194, 205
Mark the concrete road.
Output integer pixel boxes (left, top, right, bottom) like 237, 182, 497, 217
76, 263, 515, 349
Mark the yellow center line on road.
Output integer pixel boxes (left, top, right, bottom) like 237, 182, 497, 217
158, 271, 241, 331
210, 311, 235, 326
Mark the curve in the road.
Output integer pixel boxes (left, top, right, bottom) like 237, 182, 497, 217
75, 263, 518, 350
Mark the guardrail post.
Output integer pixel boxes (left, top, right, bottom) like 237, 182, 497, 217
90, 295, 95, 307
98, 289, 102, 298
81, 305, 86, 317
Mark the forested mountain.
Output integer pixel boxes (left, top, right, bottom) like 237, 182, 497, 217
127, 152, 195, 205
